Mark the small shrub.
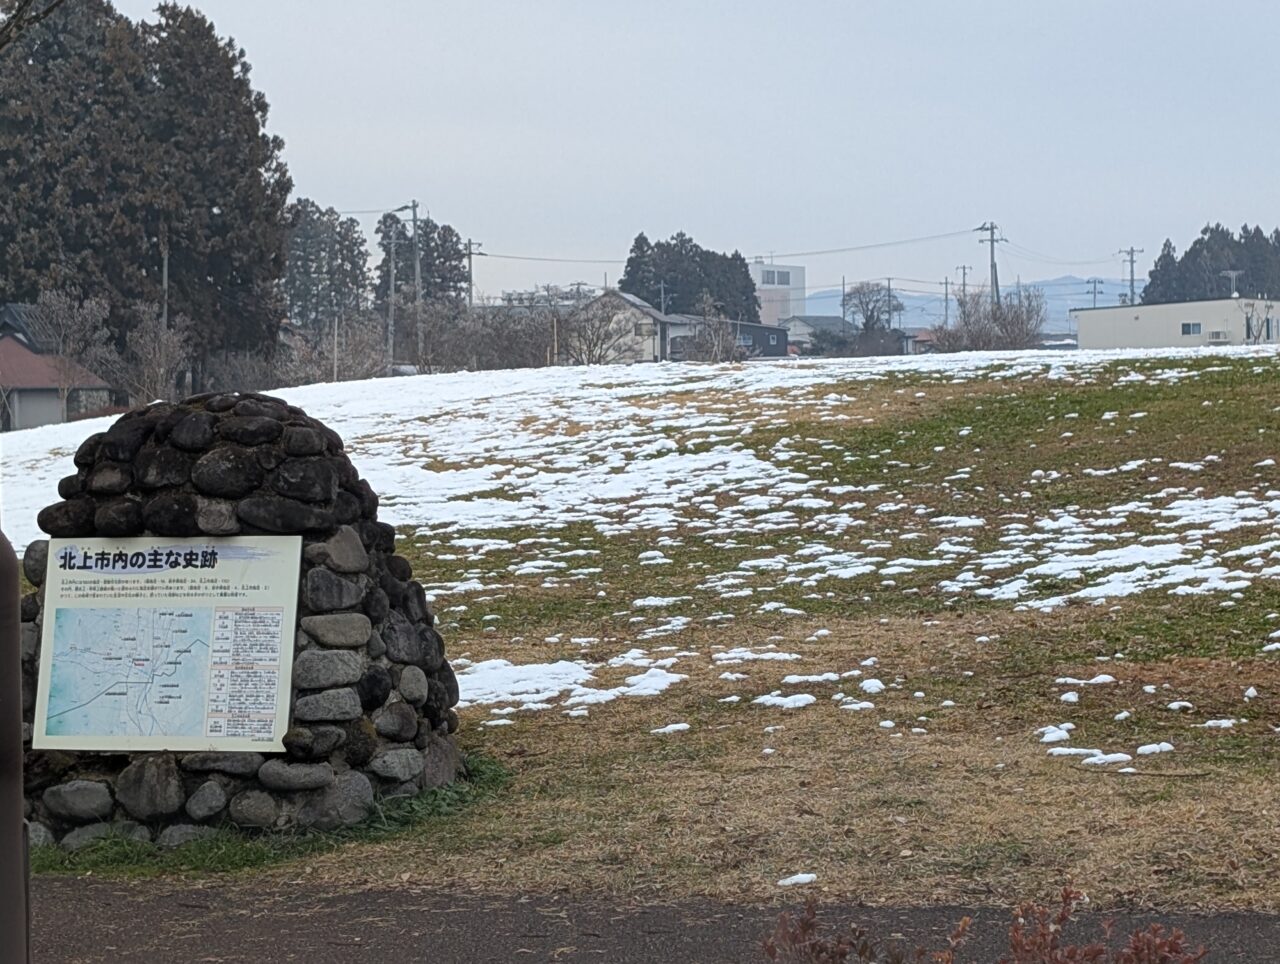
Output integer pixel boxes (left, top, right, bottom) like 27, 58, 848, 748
763, 888, 1207, 964
1001, 887, 1206, 964
762, 899, 969, 963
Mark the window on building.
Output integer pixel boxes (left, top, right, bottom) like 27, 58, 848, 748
776, 270, 790, 286
1181, 322, 1201, 335
762, 269, 776, 285
736, 334, 754, 346
769, 334, 778, 345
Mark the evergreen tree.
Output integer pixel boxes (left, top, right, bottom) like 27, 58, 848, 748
1142, 223, 1280, 304
0, 0, 143, 312
283, 198, 370, 336
0, 0, 291, 374
136, 4, 291, 362
1142, 240, 1182, 304
618, 231, 759, 322
620, 232, 657, 304
373, 212, 468, 314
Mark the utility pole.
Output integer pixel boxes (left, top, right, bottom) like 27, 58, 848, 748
1118, 246, 1144, 305
160, 228, 169, 328
976, 223, 1003, 305
942, 277, 950, 327
386, 234, 398, 372
465, 238, 482, 309
956, 264, 971, 300
1087, 277, 1103, 309
841, 274, 847, 321
410, 200, 422, 305
410, 200, 424, 365
657, 280, 673, 361
1220, 268, 1243, 298
886, 277, 894, 329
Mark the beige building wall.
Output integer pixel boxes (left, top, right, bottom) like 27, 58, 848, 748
1072, 298, 1278, 350
749, 262, 806, 327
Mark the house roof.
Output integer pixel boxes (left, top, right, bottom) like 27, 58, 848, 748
0, 303, 41, 345
779, 315, 857, 335
607, 290, 674, 324
0, 333, 111, 390
666, 314, 787, 334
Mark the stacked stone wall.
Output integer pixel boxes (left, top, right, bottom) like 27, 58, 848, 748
18, 391, 460, 849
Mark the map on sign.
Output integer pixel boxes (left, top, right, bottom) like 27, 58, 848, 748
33, 535, 301, 753
45, 607, 212, 740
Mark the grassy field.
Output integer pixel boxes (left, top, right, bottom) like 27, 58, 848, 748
33, 351, 1280, 911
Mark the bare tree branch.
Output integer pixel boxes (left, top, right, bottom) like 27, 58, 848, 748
116, 304, 195, 404
930, 287, 1045, 352
682, 294, 738, 362
841, 282, 903, 333
0, 0, 69, 55
25, 290, 114, 420
562, 298, 635, 365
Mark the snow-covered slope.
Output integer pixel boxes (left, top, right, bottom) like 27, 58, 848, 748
1, 346, 1273, 556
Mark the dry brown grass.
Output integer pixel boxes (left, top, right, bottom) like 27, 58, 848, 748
279, 357, 1280, 911
291, 606, 1280, 912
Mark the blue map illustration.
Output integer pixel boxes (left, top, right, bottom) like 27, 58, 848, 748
45, 607, 212, 739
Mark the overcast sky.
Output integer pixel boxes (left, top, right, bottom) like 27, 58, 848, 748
114, 0, 1280, 303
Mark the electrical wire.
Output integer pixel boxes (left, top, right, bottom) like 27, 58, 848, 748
1003, 240, 1118, 267
749, 228, 975, 260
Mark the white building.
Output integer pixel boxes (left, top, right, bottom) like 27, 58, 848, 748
1071, 297, 1279, 350
749, 260, 806, 326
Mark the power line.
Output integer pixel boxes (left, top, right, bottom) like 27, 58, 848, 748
481, 251, 625, 265
753, 228, 974, 260
1002, 241, 1117, 266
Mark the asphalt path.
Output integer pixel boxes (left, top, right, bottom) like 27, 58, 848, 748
30, 877, 1280, 963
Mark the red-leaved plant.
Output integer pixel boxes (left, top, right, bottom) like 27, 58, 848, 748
763, 888, 1207, 964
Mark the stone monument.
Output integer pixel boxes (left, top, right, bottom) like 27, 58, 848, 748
18, 391, 460, 848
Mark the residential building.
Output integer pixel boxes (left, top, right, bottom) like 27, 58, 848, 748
563, 291, 788, 364
0, 304, 112, 431
1070, 297, 1278, 350
665, 315, 789, 360
777, 315, 857, 352
749, 260, 806, 326
779, 314, 920, 357
564, 290, 672, 364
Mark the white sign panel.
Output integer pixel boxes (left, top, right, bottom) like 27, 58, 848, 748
33, 536, 302, 752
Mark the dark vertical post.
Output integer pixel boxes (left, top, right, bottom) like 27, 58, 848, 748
0, 528, 31, 963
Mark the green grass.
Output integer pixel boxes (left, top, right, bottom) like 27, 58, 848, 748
30, 753, 509, 877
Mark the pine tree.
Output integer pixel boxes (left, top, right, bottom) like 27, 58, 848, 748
283, 198, 370, 336
1142, 240, 1182, 304
618, 231, 760, 322
1142, 224, 1280, 304
136, 3, 292, 363
619, 232, 657, 304
0, 0, 291, 377
373, 213, 468, 315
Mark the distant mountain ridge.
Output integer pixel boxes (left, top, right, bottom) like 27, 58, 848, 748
804, 275, 1144, 332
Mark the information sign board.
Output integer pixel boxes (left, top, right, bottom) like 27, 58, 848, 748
32, 536, 301, 752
